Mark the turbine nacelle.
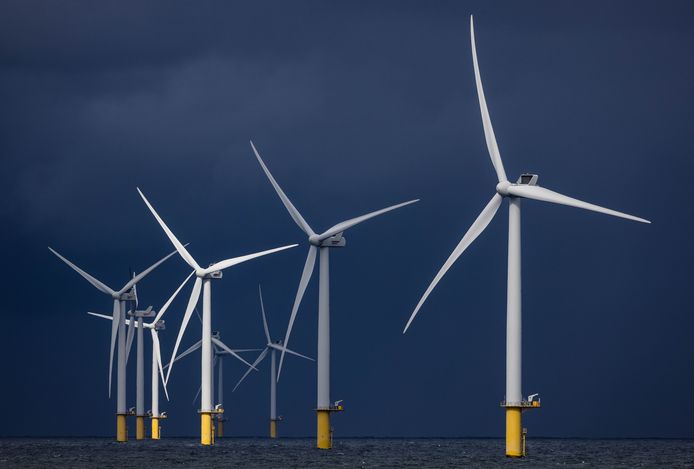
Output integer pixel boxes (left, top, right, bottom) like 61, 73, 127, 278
496, 174, 539, 197
196, 268, 223, 279
114, 290, 136, 301
308, 233, 346, 248
128, 306, 156, 318
516, 174, 539, 186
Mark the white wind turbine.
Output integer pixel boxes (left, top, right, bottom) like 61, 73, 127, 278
49, 246, 179, 441
250, 141, 418, 449
233, 285, 314, 439
88, 271, 195, 439
137, 187, 297, 445
403, 16, 650, 458
166, 324, 260, 439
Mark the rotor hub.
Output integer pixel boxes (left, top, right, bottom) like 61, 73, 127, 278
496, 181, 511, 196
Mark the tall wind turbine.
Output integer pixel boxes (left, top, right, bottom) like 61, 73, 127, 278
49, 246, 179, 442
250, 141, 419, 449
137, 187, 297, 445
233, 285, 314, 439
403, 16, 650, 458
89, 271, 194, 439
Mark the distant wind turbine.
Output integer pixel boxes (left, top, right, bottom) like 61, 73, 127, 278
165, 316, 261, 439
49, 246, 179, 442
89, 271, 194, 439
250, 141, 418, 449
137, 187, 297, 445
233, 285, 314, 439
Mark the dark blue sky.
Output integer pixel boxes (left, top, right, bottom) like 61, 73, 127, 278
1, 1, 692, 437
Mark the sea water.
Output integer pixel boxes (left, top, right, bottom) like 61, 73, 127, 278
0, 438, 692, 468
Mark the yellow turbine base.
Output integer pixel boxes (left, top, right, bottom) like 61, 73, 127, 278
217, 420, 224, 438
317, 410, 331, 449
201, 413, 213, 446
136, 416, 145, 440
270, 419, 278, 439
506, 407, 523, 457
151, 418, 160, 440
116, 414, 127, 442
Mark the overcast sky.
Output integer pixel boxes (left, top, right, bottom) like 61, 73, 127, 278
1, 0, 692, 437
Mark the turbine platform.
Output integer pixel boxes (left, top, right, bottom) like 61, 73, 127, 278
500, 400, 541, 409
198, 407, 225, 415
315, 404, 345, 412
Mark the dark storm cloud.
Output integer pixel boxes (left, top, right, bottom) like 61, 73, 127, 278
0, 0, 693, 438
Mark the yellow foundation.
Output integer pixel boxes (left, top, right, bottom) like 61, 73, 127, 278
116, 414, 127, 442
136, 416, 145, 440
201, 413, 213, 446
151, 418, 160, 440
317, 410, 331, 449
217, 420, 224, 438
270, 419, 278, 439
505, 407, 522, 457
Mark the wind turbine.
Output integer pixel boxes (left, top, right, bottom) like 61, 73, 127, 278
89, 271, 194, 439
165, 322, 260, 439
137, 187, 297, 445
233, 285, 314, 438
250, 141, 419, 449
49, 246, 179, 442
403, 16, 650, 458
211, 332, 262, 438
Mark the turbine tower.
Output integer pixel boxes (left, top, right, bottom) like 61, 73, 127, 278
250, 141, 419, 448
137, 188, 297, 445
233, 285, 314, 439
403, 16, 650, 458
89, 271, 194, 439
49, 246, 178, 442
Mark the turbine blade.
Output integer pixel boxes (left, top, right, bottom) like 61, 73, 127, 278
470, 15, 508, 183
250, 141, 315, 236
88, 312, 135, 327
211, 338, 257, 370
165, 276, 202, 384
233, 348, 269, 392
403, 193, 503, 333
87, 312, 114, 321
152, 271, 195, 325
132, 272, 138, 308
195, 307, 203, 325
506, 185, 651, 224
192, 384, 201, 405
48, 247, 115, 295
270, 343, 314, 362
137, 188, 201, 271
165, 339, 202, 370
125, 314, 136, 364
201, 244, 297, 275
150, 329, 169, 401
318, 199, 419, 241
108, 300, 120, 398
277, 245, 316, 381
118, 248, 182, 295
258, 285, 271, 343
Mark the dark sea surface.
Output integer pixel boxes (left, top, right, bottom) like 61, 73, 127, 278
0, 438, 692, 468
